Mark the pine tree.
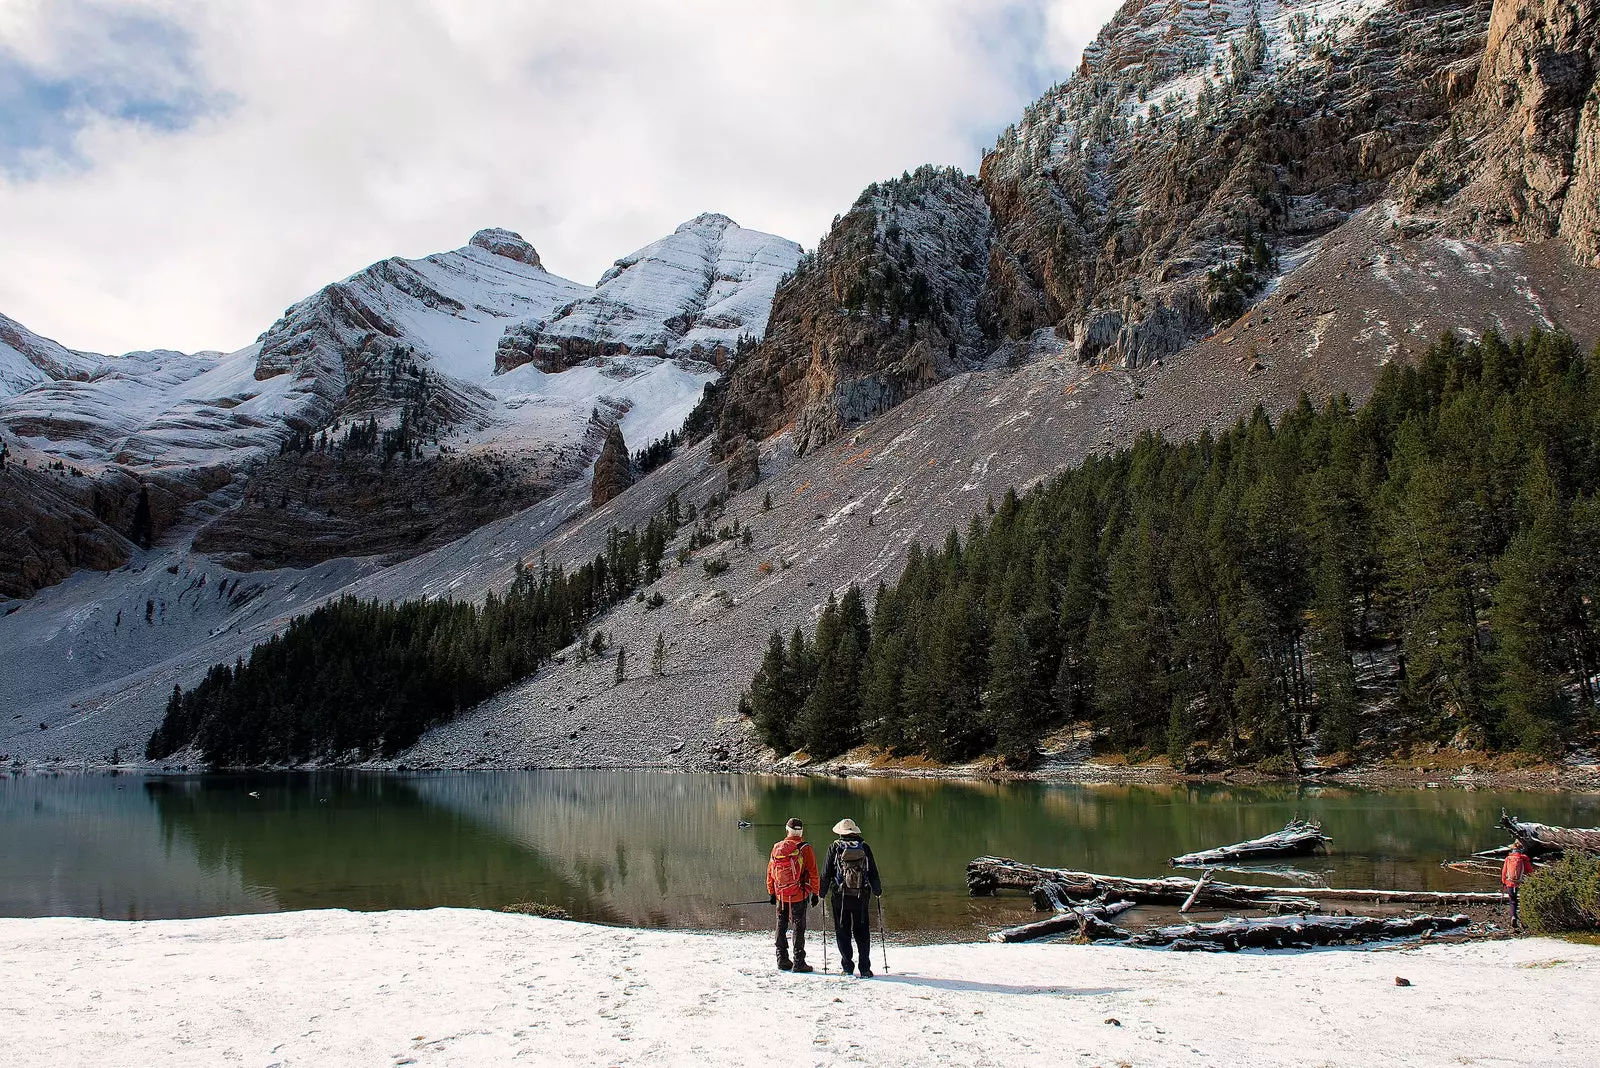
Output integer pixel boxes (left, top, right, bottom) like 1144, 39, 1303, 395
984, 616, 1039, 766
749, 631, 796, 751
1488, 454, 1574, 753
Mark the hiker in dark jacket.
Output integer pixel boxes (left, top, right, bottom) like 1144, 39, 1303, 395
820, 818, 882, 977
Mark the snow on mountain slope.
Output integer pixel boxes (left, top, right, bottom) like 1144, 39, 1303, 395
249, 228, 592, 423
0, 344, 311, 474
489, 355, 718, 454
246, 220, 778, 455
0, 313, 104, 398
494, 214, 802, 373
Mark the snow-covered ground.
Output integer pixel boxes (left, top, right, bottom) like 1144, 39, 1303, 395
2, 909, 1593, 1067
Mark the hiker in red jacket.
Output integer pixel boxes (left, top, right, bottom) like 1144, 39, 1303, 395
1502, 838, 1536, 930
767, 817, 820, 972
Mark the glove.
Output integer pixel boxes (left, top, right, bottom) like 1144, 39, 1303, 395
768, 894, 776, 905
809, 894, 819, 908
874, 889, 883, 898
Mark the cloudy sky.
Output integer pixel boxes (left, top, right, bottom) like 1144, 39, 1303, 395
0, 0, 1117, 355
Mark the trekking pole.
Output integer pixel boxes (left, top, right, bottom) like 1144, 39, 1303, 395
819, 896, 828, 975
877, 896, 889, 974
719, 899, 774, 907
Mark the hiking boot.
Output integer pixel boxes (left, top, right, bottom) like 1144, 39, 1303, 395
777, 956, 793, 971
858, 964, 874, 978
840, 960, 854, 976
792, 958, 814, 974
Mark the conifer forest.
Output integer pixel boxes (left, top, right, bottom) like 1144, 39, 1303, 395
146, 504, 684, 764
747, 331, 1600, 768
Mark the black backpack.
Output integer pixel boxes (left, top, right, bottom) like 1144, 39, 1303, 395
835, 839, 870, 897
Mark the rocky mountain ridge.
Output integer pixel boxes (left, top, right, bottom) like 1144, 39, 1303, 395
713, 0, 1597, 455
1, 216, 798, 592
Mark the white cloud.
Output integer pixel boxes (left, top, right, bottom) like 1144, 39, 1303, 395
0, 0, 1118, 355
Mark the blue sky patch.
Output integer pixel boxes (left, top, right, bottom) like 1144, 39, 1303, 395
0, 4, 219, 175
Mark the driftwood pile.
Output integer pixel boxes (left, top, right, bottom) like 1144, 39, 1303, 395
970, 855, 1501, 948
969, 857, 1503, 909
1169, 819, 1332, 867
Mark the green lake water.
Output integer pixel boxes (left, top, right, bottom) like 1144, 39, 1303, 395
4, 771, 1596, 941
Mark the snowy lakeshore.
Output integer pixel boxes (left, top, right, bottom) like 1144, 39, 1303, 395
4, 909, 1597, 1067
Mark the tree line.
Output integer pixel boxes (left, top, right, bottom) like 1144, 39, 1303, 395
746, 330, 1600, 768
147, 505, 682, 765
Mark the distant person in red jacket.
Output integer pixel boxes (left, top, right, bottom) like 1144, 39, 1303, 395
1501, 839, 1536, 930
767, 817, 820, 972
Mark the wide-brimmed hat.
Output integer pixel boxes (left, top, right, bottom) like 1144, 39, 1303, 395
833, 818, 862, 835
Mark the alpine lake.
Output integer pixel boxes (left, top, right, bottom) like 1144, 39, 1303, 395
5, 770, 1597, 942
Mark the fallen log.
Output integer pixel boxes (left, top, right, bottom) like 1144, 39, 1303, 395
1170, 818, 1332, 868
969, 857, 1504, 908
1118, 912, 1470, 951
1496, 811, 1600, 856
993, 861, 1321, 912
989, 899, 1137, 944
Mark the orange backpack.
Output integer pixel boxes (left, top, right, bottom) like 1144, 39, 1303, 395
769, 839, 809, 899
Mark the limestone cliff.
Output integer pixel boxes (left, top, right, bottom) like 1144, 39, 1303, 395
715, 165, 991, 455
1400, 0, 1600, 264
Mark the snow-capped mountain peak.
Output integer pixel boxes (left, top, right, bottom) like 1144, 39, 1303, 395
495, 215, 803, 374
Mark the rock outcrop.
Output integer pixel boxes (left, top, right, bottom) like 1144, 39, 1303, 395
979, 0, 1493, 368
724, 437, 760, 494
712, 0, 1504, 458
0, 313, 101, 397
1400, 0, 1600, 264
469, 228, 544, 267
591, 423, 632, 508
715, 166, 991, 455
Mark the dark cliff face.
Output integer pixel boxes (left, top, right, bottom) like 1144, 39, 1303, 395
591, 423, 633, 508
715, 165, 991, 456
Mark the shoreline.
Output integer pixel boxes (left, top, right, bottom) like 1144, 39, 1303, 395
3, 908, 1595, 1067
7, 756, 1600, 794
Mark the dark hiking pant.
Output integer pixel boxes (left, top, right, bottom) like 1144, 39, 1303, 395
775, 899, 808, 964
831, 893, 871, 971
1507, 885, 1521, 928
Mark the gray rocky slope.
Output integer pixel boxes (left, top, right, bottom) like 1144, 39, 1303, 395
5, 0, 1600, 769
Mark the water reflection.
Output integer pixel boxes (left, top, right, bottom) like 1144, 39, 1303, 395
3, 770, 1597, 940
